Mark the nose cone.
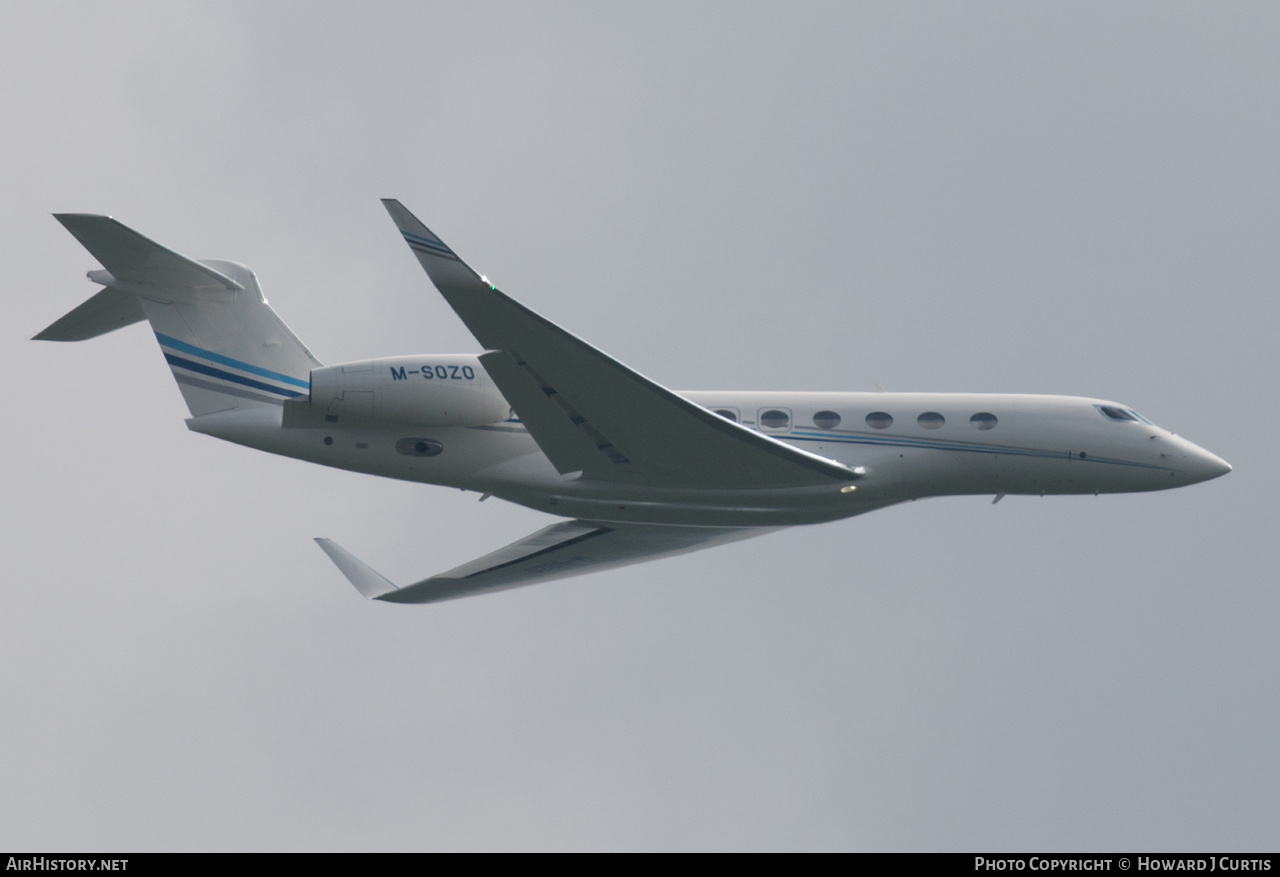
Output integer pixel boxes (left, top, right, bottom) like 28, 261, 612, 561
1181, 442, 1232, 484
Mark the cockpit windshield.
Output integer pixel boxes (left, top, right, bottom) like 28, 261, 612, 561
1096, 405, 1153, 425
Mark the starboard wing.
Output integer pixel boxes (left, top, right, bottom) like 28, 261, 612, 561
317, 521, 776, 604
381, 199, 857, 490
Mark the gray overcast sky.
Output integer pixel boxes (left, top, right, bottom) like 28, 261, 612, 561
2, 1, 1276, 851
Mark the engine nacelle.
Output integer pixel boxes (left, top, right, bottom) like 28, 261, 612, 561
306, 355, 510, 427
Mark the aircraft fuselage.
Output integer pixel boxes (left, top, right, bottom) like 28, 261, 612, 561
188, 381, 1231, 528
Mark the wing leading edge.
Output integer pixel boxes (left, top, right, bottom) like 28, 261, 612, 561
380, 199, 856, 490
317, 522, 776, 604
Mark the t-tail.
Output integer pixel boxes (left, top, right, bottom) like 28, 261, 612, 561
36, 214, 319, 416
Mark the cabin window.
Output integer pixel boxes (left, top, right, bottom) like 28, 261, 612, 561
866, 411, 893, 430
713, 408, 739, 423
759, 409, 791, 430
918, 412, 945, 429
970, 412, 998, 430
813, 410, 841, 429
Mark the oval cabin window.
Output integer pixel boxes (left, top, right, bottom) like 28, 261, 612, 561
970, 412, 998, 430
866, 411, 893, 429
918, 412, 945, 429
813, 410, 841, 429
759, 409, 791, 430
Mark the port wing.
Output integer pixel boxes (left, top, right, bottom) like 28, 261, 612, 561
317, 521, 774, 604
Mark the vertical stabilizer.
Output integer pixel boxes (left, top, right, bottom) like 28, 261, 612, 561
38, 215, 320, 417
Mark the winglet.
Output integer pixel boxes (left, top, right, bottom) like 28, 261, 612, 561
314, 538, 400, 600
380, 199, 486, 291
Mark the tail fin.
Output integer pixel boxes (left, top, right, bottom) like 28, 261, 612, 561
38, 214, 320, 416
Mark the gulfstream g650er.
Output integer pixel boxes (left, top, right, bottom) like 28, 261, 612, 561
36, 201, 1231, 603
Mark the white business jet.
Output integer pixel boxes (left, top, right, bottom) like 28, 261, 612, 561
37, 201, 1231, 603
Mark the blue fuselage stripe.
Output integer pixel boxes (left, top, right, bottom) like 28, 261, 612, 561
784, 430, 1169, 471
154, 333, 310, 389
163, 353, 305, 398
500, 419, 1165, 472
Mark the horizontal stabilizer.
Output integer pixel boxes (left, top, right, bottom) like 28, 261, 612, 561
54, 214, 243, 291
33, 286, 145, 341
317, 521, 776, 605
